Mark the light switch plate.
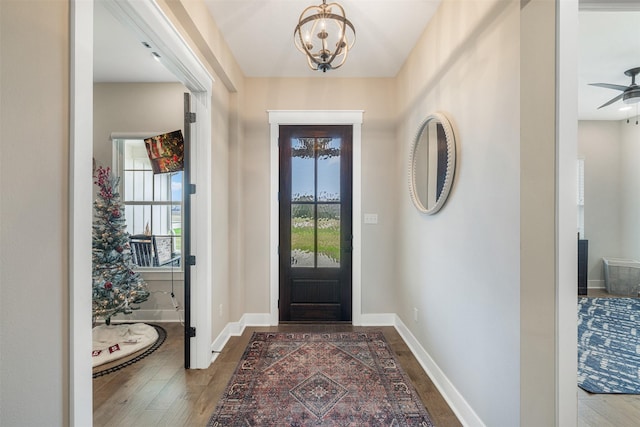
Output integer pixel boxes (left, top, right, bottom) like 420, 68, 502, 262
364, 213, 378, 224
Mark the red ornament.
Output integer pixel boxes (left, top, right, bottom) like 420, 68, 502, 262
104, 282, 113, 290
116, 246, 123, 253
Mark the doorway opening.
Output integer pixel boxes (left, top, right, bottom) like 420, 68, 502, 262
71, 1, 213, 424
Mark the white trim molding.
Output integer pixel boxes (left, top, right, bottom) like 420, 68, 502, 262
393, 316, 485, 427
69, 1, 94, 425
268, 110, 364, 325
209, 313, 273, 364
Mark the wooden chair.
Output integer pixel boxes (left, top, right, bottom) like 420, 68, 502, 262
130, 234, 180, 267
129, 235, 154, 267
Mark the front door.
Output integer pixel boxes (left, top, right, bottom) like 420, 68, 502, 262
279, 125, 353, 322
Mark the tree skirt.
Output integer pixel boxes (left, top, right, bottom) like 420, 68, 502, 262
207, 331, 435, 426
92, 323, 159, 368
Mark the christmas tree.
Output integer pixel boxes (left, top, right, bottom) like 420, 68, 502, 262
92, 166, 149, 325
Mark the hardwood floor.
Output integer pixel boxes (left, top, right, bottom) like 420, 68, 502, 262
92, 305, 640, 427
577, 290, 640, 426
93, 323, 462, 426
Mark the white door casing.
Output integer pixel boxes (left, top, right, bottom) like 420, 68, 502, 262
268, 111, 363, 325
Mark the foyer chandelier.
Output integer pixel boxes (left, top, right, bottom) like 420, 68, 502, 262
294, 0, 356, 72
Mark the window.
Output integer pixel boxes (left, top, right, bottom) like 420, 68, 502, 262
113, 138, 182, 268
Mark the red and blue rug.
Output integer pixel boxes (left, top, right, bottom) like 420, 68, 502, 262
207, 331, 435, 426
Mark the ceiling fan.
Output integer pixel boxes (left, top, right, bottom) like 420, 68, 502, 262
590, 67, 640, 109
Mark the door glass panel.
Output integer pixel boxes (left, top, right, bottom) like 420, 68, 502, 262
291, 138, 315, 202
290, 135, 342, 269
317, 138, 341, 202
317, 203, 340, 268
291, 203, 315, 267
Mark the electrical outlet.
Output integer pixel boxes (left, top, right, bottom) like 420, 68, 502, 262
413, 307, 418, 322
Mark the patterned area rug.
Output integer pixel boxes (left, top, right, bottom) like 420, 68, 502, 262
578, 297, 640, 393
207, 331, 435, 426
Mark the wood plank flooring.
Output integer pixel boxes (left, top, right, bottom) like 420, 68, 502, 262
93, 323, 462, 426
93, 308, 640, 426
577, 289, 640, 426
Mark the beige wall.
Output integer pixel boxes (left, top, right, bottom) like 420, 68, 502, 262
580, 120, 640, 286
578, 120, 622, 286
621, 121, 640, 262
396, 1, 521, 425
520, 1, 561, 425
240, 77, 399, 315
0, 1, 70, 425
159, 0, 237, 345
395, 1, 573, 424
209, 68, 231, 338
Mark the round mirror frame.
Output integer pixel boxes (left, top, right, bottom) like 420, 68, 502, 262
408, 112, 456, 215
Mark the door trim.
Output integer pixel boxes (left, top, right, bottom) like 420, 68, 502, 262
268, 111, 363, 325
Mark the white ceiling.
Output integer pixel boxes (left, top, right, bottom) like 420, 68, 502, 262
94, 1, 640, 121
202, 0, 441, 78
578, 10, 640, 121
93, 1, 178, 83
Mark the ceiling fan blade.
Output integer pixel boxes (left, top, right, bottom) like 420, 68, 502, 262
597, 93, 624, 109
589, 83, 629, 91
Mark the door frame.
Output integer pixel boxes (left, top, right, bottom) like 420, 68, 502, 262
278, 125, 354, 322
71, 0, 213, 424
268, 111, 363, 325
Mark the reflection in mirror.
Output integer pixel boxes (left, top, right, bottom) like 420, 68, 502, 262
409, 113, 456, 214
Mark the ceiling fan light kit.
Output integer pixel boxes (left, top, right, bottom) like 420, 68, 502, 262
294, 0, 356, 72
590, 67, 640, 109
623, 88, 640, 104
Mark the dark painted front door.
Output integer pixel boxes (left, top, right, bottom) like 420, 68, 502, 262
279, 125, 353, 322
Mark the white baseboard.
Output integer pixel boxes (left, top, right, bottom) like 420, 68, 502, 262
393, 315, 485, 427
241, 312, 273, 326
98, 309, 183, 323
210, 313, 272, 364
588, 279, 605, 289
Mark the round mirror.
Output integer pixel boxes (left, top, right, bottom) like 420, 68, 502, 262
409, 112, 456, 214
